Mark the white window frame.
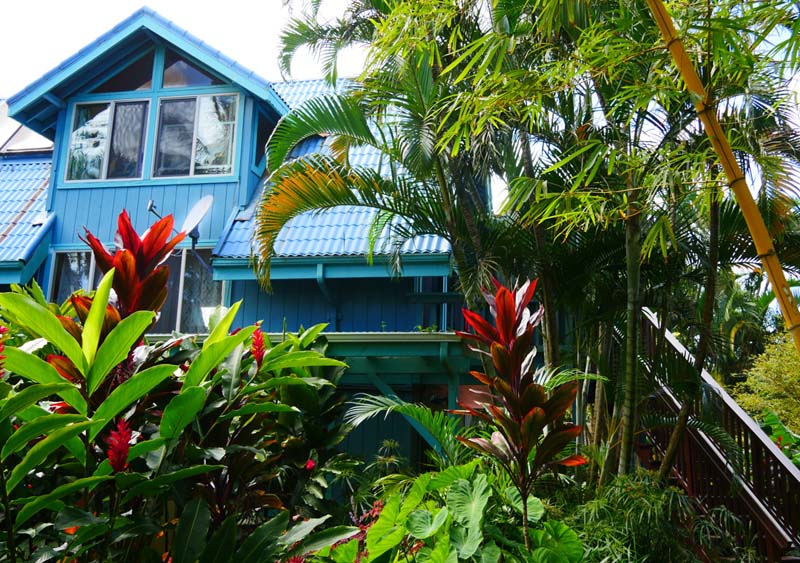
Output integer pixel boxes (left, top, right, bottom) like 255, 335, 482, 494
152, 92, 239, 179
64, 99, 151, 183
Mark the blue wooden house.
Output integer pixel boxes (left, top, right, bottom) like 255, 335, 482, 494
0, 8, 472, 459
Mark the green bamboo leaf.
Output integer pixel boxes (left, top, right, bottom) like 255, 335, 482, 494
90, 365, 176, 441
0, 383, 74, 424
3, 348, 87, 415
122, 466, 223, 503
235, 511, 290, 563
82, 269, 114, 367
15, 476, 112, 528
6, 420, 100, 493
160, 387, 206, 440
2, 414, 87, 460
204, 301, 242, 347
0, 293, 87, 375
219, 403, 298, 420
184, 327, 255, 388
172, 498, 211, 563
87, 310, 154, 397
199, 515, 236, 563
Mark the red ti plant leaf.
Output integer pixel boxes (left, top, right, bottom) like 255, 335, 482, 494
457, 309, 500, 347
47, 354, 83, 384
556, 454, 589, 467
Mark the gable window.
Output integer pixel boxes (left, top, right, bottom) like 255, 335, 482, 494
163, 50, 223, 88
154, 94, 237, 177
66, 101, 148, 180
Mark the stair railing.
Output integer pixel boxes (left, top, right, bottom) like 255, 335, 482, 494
639, 308, 800, 561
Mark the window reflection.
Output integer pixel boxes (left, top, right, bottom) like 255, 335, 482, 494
67, 104, 110, 180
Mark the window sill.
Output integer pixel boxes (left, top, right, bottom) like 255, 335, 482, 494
58, 175, 238, 189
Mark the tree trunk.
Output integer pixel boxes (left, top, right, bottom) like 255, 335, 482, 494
657, 188, 719, 482
618, 199, 642, 476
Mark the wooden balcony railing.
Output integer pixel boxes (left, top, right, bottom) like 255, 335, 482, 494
639, 308, 800, 562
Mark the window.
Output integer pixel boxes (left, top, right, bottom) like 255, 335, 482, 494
92, 53, 154, 93
50, 249, 223, 333
66, 101, 148, 180
154, 94, 237, 177
163, 50, 223, 88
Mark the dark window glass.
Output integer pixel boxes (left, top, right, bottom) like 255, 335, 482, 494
255, 112, 273, 165
162, 50, 223, 88
107, 101, 148, 179
180, 249, 221, 332
93, 53, 154, 93
152, 252, 182, 333
52, 252, 92, 304
154, 98, 196, 177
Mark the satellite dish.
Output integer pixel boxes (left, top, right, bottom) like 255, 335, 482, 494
181, 195, 213, 234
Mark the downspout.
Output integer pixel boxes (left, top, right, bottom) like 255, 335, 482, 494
315, 263, 340, 330
646, 0, 800, 353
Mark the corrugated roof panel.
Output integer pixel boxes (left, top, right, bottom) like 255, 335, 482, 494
0, 157, 52, 262
217, 205, 450, 259
271, 79, 351, 110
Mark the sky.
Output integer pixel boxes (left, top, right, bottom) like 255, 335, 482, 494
0, 0, 364, 99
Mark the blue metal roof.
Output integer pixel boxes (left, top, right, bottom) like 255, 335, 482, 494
8, 7, 288, 137
271, 79, 351, 109
216, 204, 450, 260
0, 156, 53, 265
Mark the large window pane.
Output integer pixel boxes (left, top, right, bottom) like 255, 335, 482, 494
194, 95, 237, 175
154, 99, 196, 177
152, 252, 182, 333
180, 249, 222, 332
52, 252, 92, 304
93, 53, 154, 93
67, 104, 110, 180
107, 102, 148, 179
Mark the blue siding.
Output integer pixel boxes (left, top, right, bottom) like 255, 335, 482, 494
51, 181, 239, 245
229, 277, 437, 333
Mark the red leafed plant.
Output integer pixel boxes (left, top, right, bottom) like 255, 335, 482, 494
81, 210, 185, 318
455, 278, 586, 547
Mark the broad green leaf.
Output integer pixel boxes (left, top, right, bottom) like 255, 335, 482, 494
87, 310, 154, 397
90, 364, 176, 440
199, 515, 236, 563
366, 494, 405, 560
505, 488, 545, 522
14, 405, 85, 465
279, 515, 330, 547
172, 498, 211, 563
219, 403, 298, 420
235, 511, 290, 563
243, 376, 332, 395
529, 521, 583, 563
15, 476, 112, 528
288, 525, 361, 556
4, 348, 87, 415
407, 507, 449, 539
0, 383, 74, 423
427, 461, 480, 491
7, 420, 100, 493
261, 351, 346, 374
447, 475, 491, 528
161, 386, 206, 440
0, 293, 86, 375
2, 413, 87, 460
298, 323, 329, 348
184, 327, 255, 388
328, 539, 359, 563
82, 269, 114, 367
204, 301, 242, 347
400, 473, 432, 519
121, 465, 223, 503
481, 542, 502, 563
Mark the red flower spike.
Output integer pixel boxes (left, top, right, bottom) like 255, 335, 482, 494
251, 326, 266, 369
107, 418, 132, 473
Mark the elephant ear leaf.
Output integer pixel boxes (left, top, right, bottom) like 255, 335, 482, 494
407, 508, 449, 539
530, 520, 583, 563
446, 475, 491, 529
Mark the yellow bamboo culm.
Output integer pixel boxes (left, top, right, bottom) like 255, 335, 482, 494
646, 0, 800, 353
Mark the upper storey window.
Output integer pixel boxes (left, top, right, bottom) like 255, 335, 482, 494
154, 95, 237, 177
163, 50, 223, 88
64, 47, 239, 183
66, 101, 148, 180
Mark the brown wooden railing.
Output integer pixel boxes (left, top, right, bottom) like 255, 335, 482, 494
639, 308, 800, 562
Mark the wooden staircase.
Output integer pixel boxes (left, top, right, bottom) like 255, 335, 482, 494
639, 308, 800, 562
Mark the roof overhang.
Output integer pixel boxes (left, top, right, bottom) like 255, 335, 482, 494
212, 254, 452, 281
7, 8, 288, 138
0, 216, 53, 284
